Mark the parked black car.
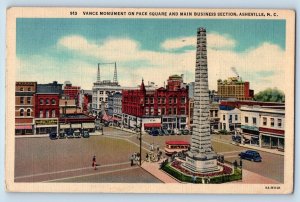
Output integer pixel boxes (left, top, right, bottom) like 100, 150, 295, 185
66, 129, 74, 138
232, 135, 242, 143
82, 130, 90, 138
239, 150, 262, 162
58, 131, 66, 139
49, 132, 57, 140
74, 130, 81, 138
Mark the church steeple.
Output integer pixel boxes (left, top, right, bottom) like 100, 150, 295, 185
140, 78, 146, 92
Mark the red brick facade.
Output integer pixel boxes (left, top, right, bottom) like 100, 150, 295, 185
34, 94, 60, 118
64, 85, 80, 100
122, 75, 189, 117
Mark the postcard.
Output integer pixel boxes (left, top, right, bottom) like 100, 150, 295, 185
5, 7, 295, 193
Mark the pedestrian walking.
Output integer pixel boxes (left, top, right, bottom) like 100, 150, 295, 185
239, 159, 243, 167
130, 155, 134, 166
92, 155, 97, 170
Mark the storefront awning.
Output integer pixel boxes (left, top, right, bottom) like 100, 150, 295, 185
144, 123, 161, 128
15, 125, 32, 130
82, 122, 95, 128
71, 124, 81, 128
60, 124, 70, 129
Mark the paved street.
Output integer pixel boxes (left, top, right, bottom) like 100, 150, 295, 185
15, 127, 284, 183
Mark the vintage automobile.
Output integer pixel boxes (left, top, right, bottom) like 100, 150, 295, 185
49, 132, 57, 140
66, 129, 74, 138
239, 150, 262, 162
82, 130, 90, 138
74, 130, 81, 138
58, 131, 66, 139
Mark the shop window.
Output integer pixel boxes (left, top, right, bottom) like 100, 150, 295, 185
263, 117, 267, 126
26, 109, 31, 116
20, 109, 24, 116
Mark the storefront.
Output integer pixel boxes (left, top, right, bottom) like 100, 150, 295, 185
260, 133, 284, 150
59, 113, 96, 133
15, 125, 34, 135
34, 118, 58, 134
241, 125, 260, 145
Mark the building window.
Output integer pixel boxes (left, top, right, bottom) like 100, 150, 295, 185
173, 108, 177, 115
162, 98, 166, 104
181, 97, 186, 104
51, 99, 56, 105
253, 117, 257, 125
229, 115, 232, 121
169, 98, 172, 104
100, 91, 103, 94
174, 97, 177, 104
20, 87, 24, 91
46, 110, 50, 118
39, 99, 43, 105
52, 110, 56, 117
271, 118, 274, 127
28, 87, 31, 91
150, 97, 154, 104
223, 115, 225, 121
181, 109, 185, 115
20, 109, 24, 116
27, 97, 31, 104
39, 110, 43, 118
105, 98, 108, 102
145, 98, 149, 104
158, 108, 161, 115
215, 111, 218, 117
26, 109, 31, 116
210, 111, 213, 117
263, 117, 267, 126
46, 99, 50, 105
245, 116, 248, 123
235, 114, 238, 121
168, 108, 172, 115
278, 119, 282, 128
100, 97, 103, 101
161, 108, 165, 115
20, 97, 24, 104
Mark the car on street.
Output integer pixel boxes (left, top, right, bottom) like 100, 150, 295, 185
74, 130, 81, 138
82, 130, 90, 138
239, 150, 262, 162
58, 131, 66, 139
66, 129, 74, 138
232, 135, 242, 143
150, 129, 159, 136
49, 132, 57, 140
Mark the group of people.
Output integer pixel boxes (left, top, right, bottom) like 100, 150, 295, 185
130, 152, 141, 166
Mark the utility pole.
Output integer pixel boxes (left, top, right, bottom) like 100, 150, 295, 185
139, 118, 142, 166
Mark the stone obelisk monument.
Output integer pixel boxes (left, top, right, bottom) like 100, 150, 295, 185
184, 27, 219, 173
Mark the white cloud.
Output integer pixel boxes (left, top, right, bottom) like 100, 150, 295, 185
160, 33, 236, 50
19, 33, 286, 94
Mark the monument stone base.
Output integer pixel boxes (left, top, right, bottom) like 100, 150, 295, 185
183, 151, 220, 173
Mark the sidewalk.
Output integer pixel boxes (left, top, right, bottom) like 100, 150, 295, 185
109, 126, 138, 134
141, 160, 179, 183
228, 169, 280, 184
15, 132, 102, 138
212, 135, 284, 156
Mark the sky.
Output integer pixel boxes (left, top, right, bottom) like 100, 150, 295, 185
16, 18, 286, 93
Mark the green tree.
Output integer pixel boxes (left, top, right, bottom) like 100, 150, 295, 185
254, 88, 285, 103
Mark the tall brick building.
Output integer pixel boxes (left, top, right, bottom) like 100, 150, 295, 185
122, 75, 189, 131
15, 82, 37, 135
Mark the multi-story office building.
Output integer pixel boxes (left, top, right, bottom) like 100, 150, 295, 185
217, 77, 254, 100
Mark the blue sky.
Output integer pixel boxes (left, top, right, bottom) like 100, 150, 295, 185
16, 18, 286, 92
